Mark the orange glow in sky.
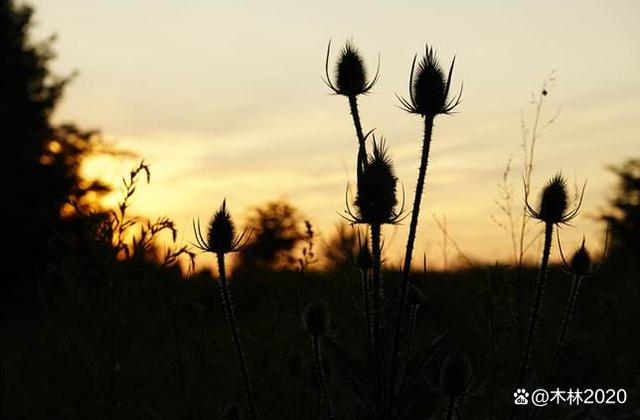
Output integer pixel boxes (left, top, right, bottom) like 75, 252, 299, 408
31, 0, 640, 269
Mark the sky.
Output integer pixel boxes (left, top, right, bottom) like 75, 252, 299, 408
29, 0, 640, 270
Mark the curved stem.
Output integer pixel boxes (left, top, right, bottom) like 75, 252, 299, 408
348, 95, 367, 176
547, 274, 583, 384
518, 222, 553, 387
216, 253, 257, 420
389, 116, 434, 418
312, 335, 335, 420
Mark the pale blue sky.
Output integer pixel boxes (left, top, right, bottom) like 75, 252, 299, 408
30, 0, 640, 268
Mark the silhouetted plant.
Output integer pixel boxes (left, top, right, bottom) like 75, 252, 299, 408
439, 353, 472, 420
516, 173, 584, 389
325, 40, 379, 177
389, 45, 462, 419
304, 300, 334, 420
345, 137, 404, 419
193, 201, 257, 420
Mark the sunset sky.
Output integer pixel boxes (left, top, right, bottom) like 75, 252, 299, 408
30, 0, 639, 269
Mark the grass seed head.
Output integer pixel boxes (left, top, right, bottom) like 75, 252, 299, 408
304, 300, 330, 336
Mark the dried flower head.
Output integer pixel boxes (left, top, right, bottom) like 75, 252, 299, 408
570, 240, 592, 276
325, 40, 379, 97
525, 173, 585, 225
345, 137, 405, 225
304, 300, 330, 336
398, 45, 462, 117
193, 200, 249, 254
439, 353, 472, 398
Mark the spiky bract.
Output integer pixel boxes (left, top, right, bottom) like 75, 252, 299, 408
398, 45, 462, 117
325, 40, 379, 97
193, 200, 249, 254
525, 173, 585, 225
347, 138, 404, 225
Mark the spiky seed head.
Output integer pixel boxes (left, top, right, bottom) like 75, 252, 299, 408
207, 200, 236, 254
570, 240, 592, 276
223, 405, 240, 420
304, 300, 330, 336
335, 42, 368, 97
407, 285, 423, 307
538, 173, 569, 224
399, 45, 461, 117
439, 353, 472, 398
355, 139, 399, 225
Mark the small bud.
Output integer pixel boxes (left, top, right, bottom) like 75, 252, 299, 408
355, 139, 399, 225
570, 241, 592, 276
537, 173, 569, 224
207, 200, 236, 254
407, 285, 423, 307
304, 300, 330, 336
439, 353, 472, 398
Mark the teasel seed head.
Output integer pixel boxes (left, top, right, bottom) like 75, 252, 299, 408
398, 45, 462, 117
439, 352, 472, 399
407, 285, 423, 307
570, 240, 592, 276
304, 300, 330, 337
325, 40, 379, 97
345, 137, 405, 225
525, 173, 585, 225
193, 200, 249, 254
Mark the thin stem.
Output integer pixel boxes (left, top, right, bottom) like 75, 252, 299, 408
216, 253, 258, 420
312, 335, 335, 420
518, 222, 553, 387
389, 115, 434, 418
361, 268, 374, 368
371, 223, 384, 419
348, 95, 367, 176
446, 396, 456, 420
400, 305, 419, 392
547, 274, 583, 384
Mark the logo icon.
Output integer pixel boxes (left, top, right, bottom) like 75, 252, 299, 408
514, 389, 529, 405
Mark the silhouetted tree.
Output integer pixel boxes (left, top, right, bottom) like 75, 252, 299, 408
1, 0, 106, 301
604, 158, 640, 264
237, 200, 304, 271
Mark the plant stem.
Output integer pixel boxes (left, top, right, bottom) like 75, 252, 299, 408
446, 396, 456, 420
312, 335, 335, 420
388, 115, 434, 418
370, 223, 385, 419
348, 95, 367, 176
518, 222, 553, 387
361, 268, 374, 368
547, 274, 583, 384
216, 253, 257, 420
